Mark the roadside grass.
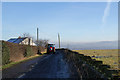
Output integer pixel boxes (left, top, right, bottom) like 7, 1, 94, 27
73, 49, 119, 70
1, 54, 43, 70
1, 50, 47, 70
41, 49, 47, 54
0, 49, 47, 70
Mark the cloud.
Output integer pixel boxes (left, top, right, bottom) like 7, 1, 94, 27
102, 0, 112, 24
101, 0, 112, 33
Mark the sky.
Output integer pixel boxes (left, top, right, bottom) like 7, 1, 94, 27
2, 2, 118, 45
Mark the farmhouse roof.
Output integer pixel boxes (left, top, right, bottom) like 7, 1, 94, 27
7, 37, 28, 44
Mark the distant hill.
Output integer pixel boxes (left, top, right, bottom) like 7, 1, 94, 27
55, 41, 118, 50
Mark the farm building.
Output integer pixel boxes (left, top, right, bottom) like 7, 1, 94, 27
7, 36, 36, 46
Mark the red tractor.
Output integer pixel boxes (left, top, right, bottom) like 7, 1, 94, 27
47, 44, 55, 54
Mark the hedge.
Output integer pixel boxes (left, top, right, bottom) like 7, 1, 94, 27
2, 42, 10, 65
24, 46, 34, 57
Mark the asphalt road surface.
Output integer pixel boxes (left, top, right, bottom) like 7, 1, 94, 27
18, 50, 75, 78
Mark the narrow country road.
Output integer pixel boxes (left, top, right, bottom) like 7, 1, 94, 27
3, 50, 78, 79
21, 50, 71, 78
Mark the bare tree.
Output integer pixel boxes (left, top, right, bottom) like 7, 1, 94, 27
22, 33, 31, 38
35, 39, 49, 48
21, 33, 49, 48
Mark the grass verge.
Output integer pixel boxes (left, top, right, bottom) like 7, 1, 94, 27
1, 54, 42, 70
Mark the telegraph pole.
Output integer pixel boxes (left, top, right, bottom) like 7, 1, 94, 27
37, 28, 41, 54
58, 33, 60, 49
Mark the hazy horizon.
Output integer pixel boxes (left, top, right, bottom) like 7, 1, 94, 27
54, 40, 118, 50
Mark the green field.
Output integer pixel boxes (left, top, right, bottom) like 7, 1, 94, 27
73, 49, 119, 70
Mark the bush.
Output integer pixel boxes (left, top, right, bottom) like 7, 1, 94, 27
24, 46, 33, 57
2, 41, 10, 65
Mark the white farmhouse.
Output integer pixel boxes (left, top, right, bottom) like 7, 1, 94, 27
7, 36, 36, 46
